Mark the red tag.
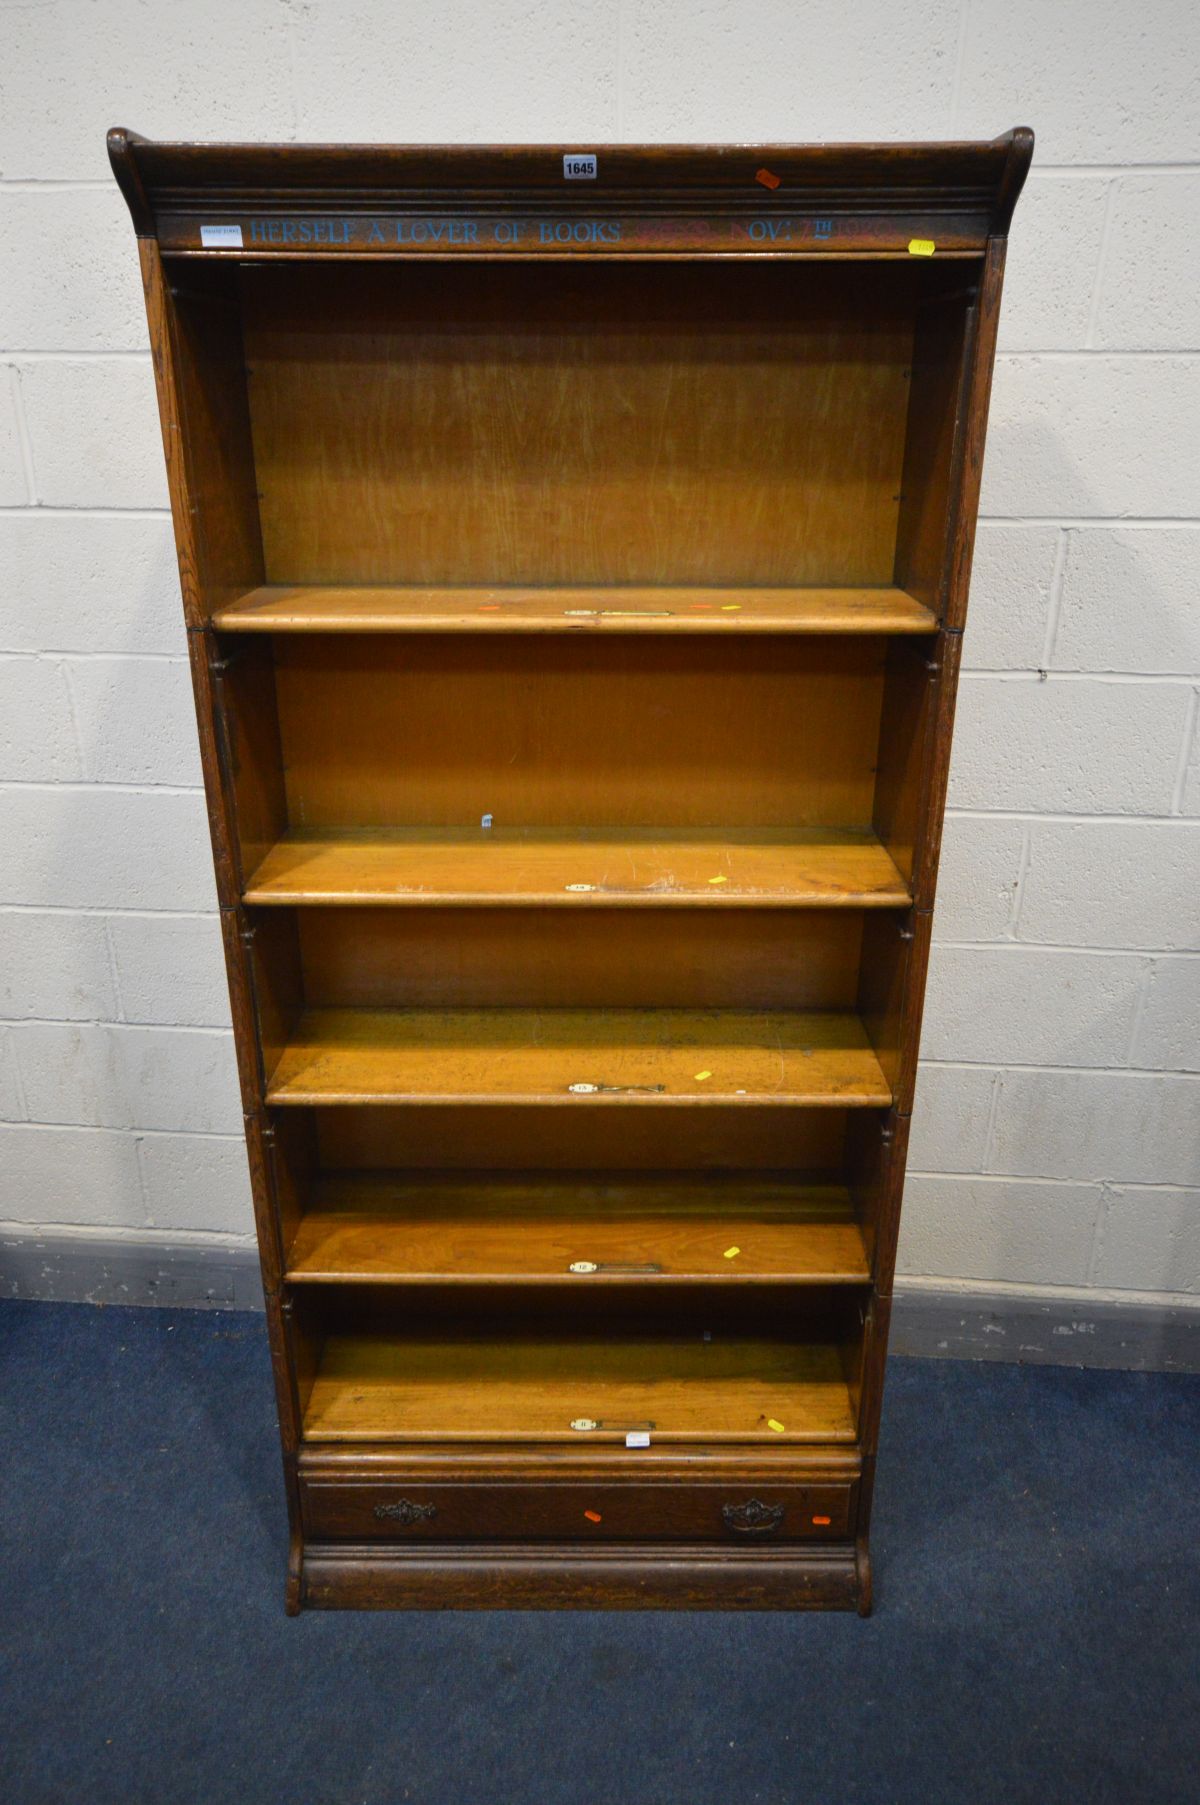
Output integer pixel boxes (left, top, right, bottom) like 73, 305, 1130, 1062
584, 1509, 602, 1524
755, 168, 781, 190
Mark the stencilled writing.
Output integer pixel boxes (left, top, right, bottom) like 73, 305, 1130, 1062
246, 216, 624, 246
249, 218, 356, 244
747, 217, 839, 243
231, 215, 845, 251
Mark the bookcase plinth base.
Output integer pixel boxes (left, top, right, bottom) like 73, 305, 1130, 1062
297, 1539, 865, 1612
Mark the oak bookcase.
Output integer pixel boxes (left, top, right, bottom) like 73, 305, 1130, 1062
111, 126, 1031, 1613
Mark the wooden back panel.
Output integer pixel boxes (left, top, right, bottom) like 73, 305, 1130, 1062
296, 907, 863, 1010
242, 262, 915, 587
274, 635, 887, 831
314, 1104, 852, 1173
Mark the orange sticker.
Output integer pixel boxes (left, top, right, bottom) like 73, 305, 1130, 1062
756, 168, 781, 191
812, 1514, 831, 1526
584, 1509, 602, 1523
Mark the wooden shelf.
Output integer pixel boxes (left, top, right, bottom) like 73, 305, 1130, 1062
265, 1008, 893, 1107
244, 826, 912, 909
286, 1173, 870, 1284
303, 1332, 857, 1443
214, 584, 938, 636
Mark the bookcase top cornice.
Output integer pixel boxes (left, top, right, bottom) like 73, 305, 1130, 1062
108, 127, 1033, 257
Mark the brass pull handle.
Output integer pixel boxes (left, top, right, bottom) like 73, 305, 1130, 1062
373, 1498, 437, 1526
570, 1417, 656, 1433
722, 1498, 785, 1535
568, 1261, 663, 1274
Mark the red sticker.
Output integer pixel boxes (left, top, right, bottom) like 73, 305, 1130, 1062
755, 168, 781, 191
584, 1509, 602, 1524
812, 1515, 831, 1526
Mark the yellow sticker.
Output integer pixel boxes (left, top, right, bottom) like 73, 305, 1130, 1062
695, 1069, 713, 1082
707, 875, 728, 885
723, 1245, 741, 1260
721, 603, 741, 611
908, 238, 936, 257
767, 1418, 786, 1434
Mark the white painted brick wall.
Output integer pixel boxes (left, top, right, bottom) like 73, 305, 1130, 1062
1053, 530, 1200, 674
921, 946, 1149, 1068
0, 0, 1197, 1305
0, 1030, 27, 1120
1092, 177, 1200, 351
931, 815, 1027, 940
0, 788, 218, 911
981, 357, 1200, 519
995, 178, 1108, 354
0, 912, 117, 1021
960, 523, 1059, 669
1017, 822, 1200, 949
107, 914, 231, 1028
905, 1065, 1000, 1173
0, 656, 81, 780
898, 1175, 1103, 1286
986, 1071, 1200, 1187
136, 1132, 254, 1237
0, 188, 149, 353
1092, 1187, 1200, 1293
0, 1124, 144, 1228
64, 657, 202, 786
1, 515, 187, 655
17, 359, 169, 508
9, 1022, 242, 1134
948, 676, 1191, 814
0, 366, 30, 503
1131, 960, 1200, 1071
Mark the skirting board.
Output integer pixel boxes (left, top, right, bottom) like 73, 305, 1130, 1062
0, 1227, 266, 1313
890, 1281, 1200, 1373
1, 1229, 1198, 1372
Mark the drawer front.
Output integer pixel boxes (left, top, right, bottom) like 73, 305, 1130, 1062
301, 1477, 856, 1543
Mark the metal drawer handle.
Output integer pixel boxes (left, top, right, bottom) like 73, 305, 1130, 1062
722, 1498, 785, 1535
373, 1498, 437, 1526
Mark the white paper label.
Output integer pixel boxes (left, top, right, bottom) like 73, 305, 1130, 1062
563, 153, 597, 180
200, 224, 243, 248
625, 1430, 651, 1448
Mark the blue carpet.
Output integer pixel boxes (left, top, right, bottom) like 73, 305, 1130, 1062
1, 1299, 1197, 1805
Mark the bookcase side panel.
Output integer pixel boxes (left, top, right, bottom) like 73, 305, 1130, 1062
848, 240, 1016, 1572
138, 244, 304, 1585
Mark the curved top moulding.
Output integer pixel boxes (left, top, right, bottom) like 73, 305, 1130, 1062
107, 127, 1034, 259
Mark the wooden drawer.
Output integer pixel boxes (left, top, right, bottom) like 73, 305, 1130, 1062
300, 1474, 856, 1544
